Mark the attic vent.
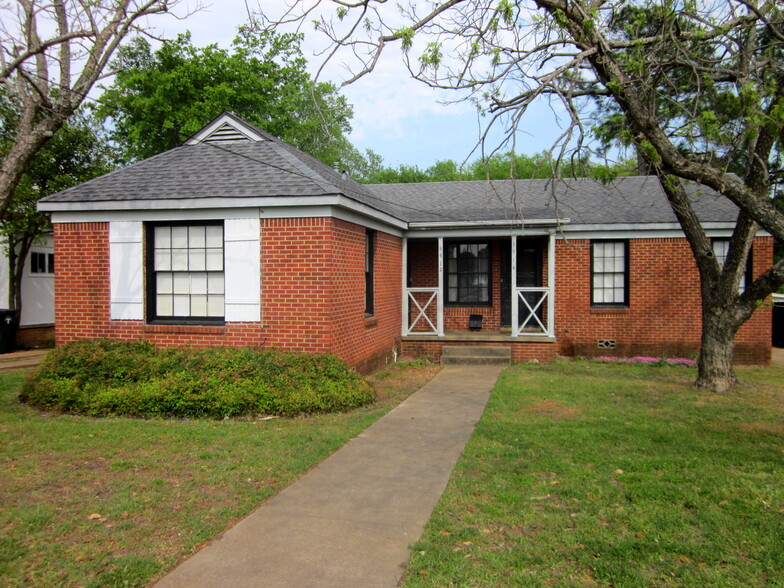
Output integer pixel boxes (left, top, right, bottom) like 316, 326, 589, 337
202, 122, 252, 143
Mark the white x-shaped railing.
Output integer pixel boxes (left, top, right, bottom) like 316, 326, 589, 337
514, 287, 551, 337
405, 287, 440, 335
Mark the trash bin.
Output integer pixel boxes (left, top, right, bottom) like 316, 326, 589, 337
0, 309, 19, 354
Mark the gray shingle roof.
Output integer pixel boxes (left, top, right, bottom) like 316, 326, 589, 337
366, 176, 740, 225
40, 115, 402, 218
41, 113, 739, 227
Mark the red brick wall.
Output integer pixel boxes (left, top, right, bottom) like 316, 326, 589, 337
554, 236, 772, 364
260, 218, 333, 354
329, 220, 402, 373
54, 218, 402, 372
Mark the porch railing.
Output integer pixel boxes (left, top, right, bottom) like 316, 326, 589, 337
404, 287, 442, 336
513, 287, 552, 337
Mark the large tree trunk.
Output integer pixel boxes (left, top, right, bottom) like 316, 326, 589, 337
696, 306, 739, 392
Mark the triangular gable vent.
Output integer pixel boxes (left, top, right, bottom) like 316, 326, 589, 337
202, 122, 253, 143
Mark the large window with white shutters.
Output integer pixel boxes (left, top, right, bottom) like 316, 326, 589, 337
591, 240, 629, 307
146, 222, 225, 322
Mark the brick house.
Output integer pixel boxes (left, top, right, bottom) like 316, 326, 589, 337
38, 113, 772, 371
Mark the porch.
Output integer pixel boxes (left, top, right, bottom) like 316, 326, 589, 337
400, 232, 559, 362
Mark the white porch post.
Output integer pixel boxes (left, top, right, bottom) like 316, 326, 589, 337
437, 237, 444, 336
511, 235, 518, 338
401, 237, 408, 336
548, 230, 556, 337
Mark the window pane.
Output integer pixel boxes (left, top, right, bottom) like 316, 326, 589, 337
207, 295, 224, 317
157, 273, 173, 294
154, 249, 171, 271
171, 249, 188, 271
157, 295, 173, 316
189, 225, 206, 248
173, 295, 190, 316
191, 295, 207, 316
189, 249, 206, 271
594, 258, 604, 272
154, 227, 171, 249
206, 249, 223, 271
48, 253, 55, 273
206, 226, 223, 248
191, 273, 207, 294
208, 273, 224, 294
173, 273, 190, 294
171, 226, 188, 248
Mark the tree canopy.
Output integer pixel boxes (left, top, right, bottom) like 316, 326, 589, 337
0, 0, 184, 216
97, 28, 363, 168
262, 0, 784, 391
360, 151, 628, 183
0, 96, 115, 311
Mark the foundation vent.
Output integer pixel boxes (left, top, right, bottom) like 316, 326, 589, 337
597, 339, 616, 349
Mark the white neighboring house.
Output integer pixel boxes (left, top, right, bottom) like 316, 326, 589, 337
0, 232, 55, 347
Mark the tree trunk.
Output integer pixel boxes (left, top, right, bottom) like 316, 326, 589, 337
8, 234, 33, 317
696, 307, 739, 393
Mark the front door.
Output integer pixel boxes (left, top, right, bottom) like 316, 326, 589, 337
500, 238, 543, 328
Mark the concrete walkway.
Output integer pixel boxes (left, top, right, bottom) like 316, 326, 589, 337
0, 348, 48, 371
772, 347, 784, 366
155, 365, 503, 588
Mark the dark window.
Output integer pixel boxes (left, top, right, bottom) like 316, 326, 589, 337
365, 230, 375, 316
712, 238, 752, 293
447, 242, 491, 305
146, 222, 225, 322
591, 240, 629, 306
31, 251, 54, 274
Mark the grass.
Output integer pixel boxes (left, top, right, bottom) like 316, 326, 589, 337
0, 360, 440, 587
403, 359, 784, 587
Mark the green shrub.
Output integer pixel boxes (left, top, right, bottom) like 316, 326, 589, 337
20, 340, 375, 419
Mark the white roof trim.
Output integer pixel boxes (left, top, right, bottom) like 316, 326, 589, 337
186, 113, 265, 144
408, 218, 569, 230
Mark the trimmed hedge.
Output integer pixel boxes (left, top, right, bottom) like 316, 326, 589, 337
20, 340, 376, 418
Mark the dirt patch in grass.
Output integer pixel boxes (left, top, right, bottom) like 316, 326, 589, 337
520, 400, 582, 420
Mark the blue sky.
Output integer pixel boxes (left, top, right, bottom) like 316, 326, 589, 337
148, 1, 575, 169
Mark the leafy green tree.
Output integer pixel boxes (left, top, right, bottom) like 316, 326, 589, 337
362, 151, 631, 184
0, 0, 180, 218
97, 29, 362, 169
265, 0, 784, 392
0, 105, 115, 314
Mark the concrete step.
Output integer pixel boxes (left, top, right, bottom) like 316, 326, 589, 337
441, 345, 511, 366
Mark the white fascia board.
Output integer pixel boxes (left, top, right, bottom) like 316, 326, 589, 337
558, 222, 757, 240
51, 207, 262, 224
46, 194, 408, 232
39, 195, 341, 213
408, 218, 569, 229
185, 113, 265, 144
405, 227, 557, 239
331, 208, 405, 237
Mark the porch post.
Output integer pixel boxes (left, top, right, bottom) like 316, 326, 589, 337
437, 237, 444, 336
511, 235, 518, 338
548, 230, 556, 337
401, 237, 408, 336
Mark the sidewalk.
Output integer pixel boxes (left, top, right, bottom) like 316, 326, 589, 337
0, 348, 48, 371
155, 364, 503, 588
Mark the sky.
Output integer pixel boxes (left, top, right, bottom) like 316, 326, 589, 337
145, 0, 573, 170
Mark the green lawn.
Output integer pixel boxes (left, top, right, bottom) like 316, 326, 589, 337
403, 359, 784, 587
0, 362, 439, 587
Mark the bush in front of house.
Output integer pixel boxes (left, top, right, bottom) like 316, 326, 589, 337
19, 340, 376, 418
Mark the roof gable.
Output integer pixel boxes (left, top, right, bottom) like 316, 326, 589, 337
186, 112, 267, 144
